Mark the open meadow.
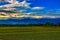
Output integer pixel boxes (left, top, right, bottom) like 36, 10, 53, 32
0, 27, 60, 40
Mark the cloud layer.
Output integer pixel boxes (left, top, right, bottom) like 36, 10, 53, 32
0, 0, 60, 19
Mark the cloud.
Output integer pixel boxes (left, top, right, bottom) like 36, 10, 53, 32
30, 16, 43, 18
0, 0, 31, 10
0, 0, 32, 14
40, 15, 60, 18
8, 0, 31, 8
1, 0, 59, 19
42, 15, 56, 18
29, 15, 60, 19
17, 12, 58, 19
3, 8, 16, 11
32, 7, 45, 10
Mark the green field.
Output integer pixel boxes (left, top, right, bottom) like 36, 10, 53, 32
0, 27, 60, 40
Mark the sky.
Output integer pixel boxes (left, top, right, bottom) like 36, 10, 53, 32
0, 0, 60, 24
20, 0, 60, 15
0, 0, 60, 18
19, 0, 60, 10
0, 0, 60, 10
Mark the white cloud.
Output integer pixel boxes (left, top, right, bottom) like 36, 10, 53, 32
0, 0, 31, 10
42, 15, 56, 18
40, 15, 60, 18
29, 15, 60, 19
3, 8, 16, 11
32, 7, 45, 10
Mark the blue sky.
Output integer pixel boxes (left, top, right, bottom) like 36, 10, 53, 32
21, 0, 60, 10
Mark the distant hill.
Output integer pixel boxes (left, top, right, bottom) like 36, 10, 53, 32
0, 18, 60, 24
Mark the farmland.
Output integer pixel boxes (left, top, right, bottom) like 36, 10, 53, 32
0, 27, 60, 40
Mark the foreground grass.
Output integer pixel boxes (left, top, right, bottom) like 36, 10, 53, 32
0, 27, 60, 40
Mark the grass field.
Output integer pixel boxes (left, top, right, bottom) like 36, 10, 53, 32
0, 27, 60, 40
